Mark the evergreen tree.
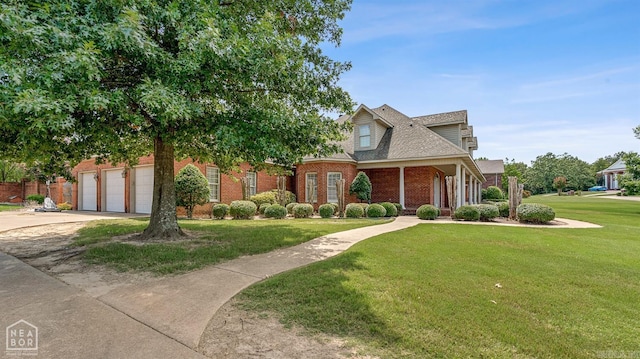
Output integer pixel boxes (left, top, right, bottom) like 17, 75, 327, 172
349, 171, 372, 203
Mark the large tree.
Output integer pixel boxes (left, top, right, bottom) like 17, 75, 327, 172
524, 153, 595, 194
1, 0, 354, 238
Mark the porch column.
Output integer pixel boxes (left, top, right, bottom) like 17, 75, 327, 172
399, 166, 405, 208
604, 174, 609, 189
455, 163, 462, 208
477, 182, 482, 203
469, 177, 475, 204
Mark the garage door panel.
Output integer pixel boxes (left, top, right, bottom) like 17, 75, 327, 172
135, 166, 154, 214
105, 170, 125, 212
81, 173, 97, 211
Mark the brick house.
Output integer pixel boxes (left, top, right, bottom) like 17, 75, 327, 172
476, 160, 505, 190
70, 104, 485, 214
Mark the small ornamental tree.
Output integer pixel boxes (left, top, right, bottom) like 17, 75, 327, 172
175, 164, 210, 219
349, 171, 372, 203
553, 176, 567, 196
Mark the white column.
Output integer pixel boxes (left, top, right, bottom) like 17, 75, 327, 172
477, 182, 482, 203
461, 167, 467, 205
470, 177, 475, 204
399, 166, 405, 208
455, 163, 462, 208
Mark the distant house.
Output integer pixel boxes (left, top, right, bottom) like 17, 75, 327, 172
70, 104, 486, 214
598, 159, 627, 190
476, 160, 505, 189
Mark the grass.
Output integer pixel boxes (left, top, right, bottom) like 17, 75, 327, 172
75, 218, 390, 274
237, 196, 640, 358
0, 204, 20, 212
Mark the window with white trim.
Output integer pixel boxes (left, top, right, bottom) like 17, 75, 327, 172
247, 171, 257, 196
327, 172, 342, 203
305, 173, 318, 203
206, 167, 220, 202
359, 124, 371, 148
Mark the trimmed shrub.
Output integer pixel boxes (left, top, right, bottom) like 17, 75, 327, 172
517, 203, 555, 224
393, 203, 403, 214
476, 204, 499, 221
319, 204, 335, 218
380, 202, 398, 217
454, 205, 480, 221
366, 203, 386, 218
212, 203, 230, 219
264, 204, 287, 219
57, 202, 72, 210
345, 203, 364, 218
349, 171, 372, 203
416, 204, 439, 220
175, 164, 211, 219
250, 191, 276, 206
329, 202, 339, 212
26, 194, 45, 204
292, 203, 314, 218
229, 200, 257, 220
258, 203, 272, 215
286, 202, 298, 215
497, 202, 510, 217
484, 186, 504, 200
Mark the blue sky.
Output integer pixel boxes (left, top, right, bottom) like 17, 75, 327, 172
323, 0, 640, 164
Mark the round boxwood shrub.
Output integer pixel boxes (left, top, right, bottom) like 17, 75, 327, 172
475, 204, 499, 221
454, 205, 480, 221
484, 186, 504, 200
329, 202, 339, 212
380, 202, 398, 217
416, 204, 439, 220
286, 202, 298, 215
212, 203, 230, 219
229, 200, 257, 220
264, 204, 287, 219
393, 203, 403, 214
318, 203, 335, 218
292, 203, 314, 218
26, 194, 45, 204
366, 203, 387, 218
497, 202, 510, 217
517, 203, 555, 224
258, 203, 272, 215
345, 203, 364, 218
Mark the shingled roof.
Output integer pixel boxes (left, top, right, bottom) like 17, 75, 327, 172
412, 110, 468, 127
476, 160, 505, 174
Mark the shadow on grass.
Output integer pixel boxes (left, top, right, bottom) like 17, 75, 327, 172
237, 251, 403, 351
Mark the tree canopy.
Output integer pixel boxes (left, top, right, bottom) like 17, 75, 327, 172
1, 0, 354, 238
524, 153, 595, 194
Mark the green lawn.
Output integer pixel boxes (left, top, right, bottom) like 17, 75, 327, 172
237, 196, 640, 358
0, 204, 20, 212
76, 218, 390, 274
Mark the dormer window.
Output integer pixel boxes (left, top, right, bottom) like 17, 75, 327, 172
359, 124, 371, 148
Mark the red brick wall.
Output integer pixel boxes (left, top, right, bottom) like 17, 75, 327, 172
71, 157, 283, 213
295, 161, 358, 209
363, 168, 400, 203
0, 178, 69, 204
0, 182, 22, 202
482, 173, 502, 189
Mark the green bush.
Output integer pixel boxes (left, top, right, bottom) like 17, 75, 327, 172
380, 202, 398, 217
212, 203, 230, 219
26, 194, 45, 204
484, 186, 504, 200
286, 202, 298, 215
318, 204, 335, 218
57, 202, 72, 210
475, 204, 499, 221
258, 203, 272, 215
292, 203, 314, 218
366, 203, 386, 218
250, 190, 297, 207
621, 179, 640, 195
345, 203, 364, 218
517, 203, 555, 224
497, 202, 510, 217
264, 204, 287, 219
229, 200, 257, 220
349, 171, 372, 203
393, 203, 403, 214
454, 205, 480, 221
330, 202, 339, 212
416, 204, 439, 220
175, 164, 211, 219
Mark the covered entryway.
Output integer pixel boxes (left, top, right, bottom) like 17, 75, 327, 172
80, 172, 97, 211
104, 169, 125, 212
134, 166, 154, 214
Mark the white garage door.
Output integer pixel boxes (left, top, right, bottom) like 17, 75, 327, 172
135, 166, 154, 214
105, 170, 125, 212
81, 172, 97, 211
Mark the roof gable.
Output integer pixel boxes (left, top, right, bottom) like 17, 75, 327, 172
476, 160, 505, 174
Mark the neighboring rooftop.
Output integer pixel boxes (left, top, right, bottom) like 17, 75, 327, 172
476, 159, 505, 174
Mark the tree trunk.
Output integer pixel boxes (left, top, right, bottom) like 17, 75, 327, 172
141, 136, 184, 239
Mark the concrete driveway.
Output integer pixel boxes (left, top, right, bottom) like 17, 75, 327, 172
0, 210, 145, 233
